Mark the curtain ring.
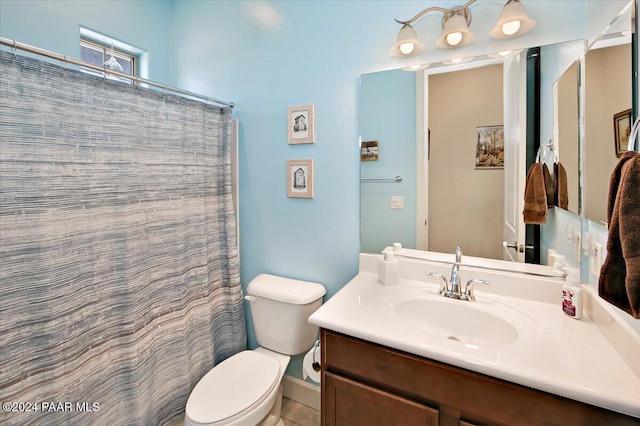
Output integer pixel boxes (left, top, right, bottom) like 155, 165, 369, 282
11, 40, 17, 58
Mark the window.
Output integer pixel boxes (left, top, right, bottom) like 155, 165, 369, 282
80, 38, 137, 83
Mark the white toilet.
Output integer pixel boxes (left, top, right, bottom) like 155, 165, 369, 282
184, 273, 326, 426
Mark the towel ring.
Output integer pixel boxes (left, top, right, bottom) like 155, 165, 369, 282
536, 140, 558, 163
627, 117, 640, 152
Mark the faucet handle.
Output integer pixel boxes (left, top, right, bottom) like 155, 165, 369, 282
425, 271, 449, 295
463, 278, 491, 301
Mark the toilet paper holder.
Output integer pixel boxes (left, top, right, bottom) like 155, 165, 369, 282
311, 340, 321, 372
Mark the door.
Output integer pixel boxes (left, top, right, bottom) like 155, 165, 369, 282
502, 53, 528, 262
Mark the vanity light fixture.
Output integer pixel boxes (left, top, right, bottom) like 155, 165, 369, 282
391, 24, 425, 56
490, 0, 536, 39
435, 8, 475, 49
391, 0, 535, 57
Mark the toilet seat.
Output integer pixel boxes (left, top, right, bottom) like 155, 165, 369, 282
185, 350, 281, 425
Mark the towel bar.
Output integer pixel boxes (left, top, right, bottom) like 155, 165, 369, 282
360, 176, 403, 183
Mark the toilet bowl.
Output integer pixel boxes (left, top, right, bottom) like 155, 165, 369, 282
185, 348, 290, 426
184, 274, 326, 426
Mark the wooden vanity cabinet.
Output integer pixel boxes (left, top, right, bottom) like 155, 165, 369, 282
321, 329, 638, 426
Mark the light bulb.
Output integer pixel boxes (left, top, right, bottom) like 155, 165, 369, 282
446, 31, 463, 46
501, 20, 521, 36
400, 42, 415, 55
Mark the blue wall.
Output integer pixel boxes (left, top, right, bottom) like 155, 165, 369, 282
360, 70, 417, 253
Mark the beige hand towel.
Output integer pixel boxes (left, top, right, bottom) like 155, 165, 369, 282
523, 163, 547, 224
598, 151, 640, 318
554, 162, 569, 210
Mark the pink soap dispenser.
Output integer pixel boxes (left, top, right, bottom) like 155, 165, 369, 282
561, 267, 583, 319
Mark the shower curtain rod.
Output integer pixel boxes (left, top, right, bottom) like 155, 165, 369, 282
0, 36, 234, 108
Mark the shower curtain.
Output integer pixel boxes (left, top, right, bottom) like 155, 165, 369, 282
0, 51, 246, 425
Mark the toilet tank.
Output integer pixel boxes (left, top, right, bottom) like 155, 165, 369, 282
247, 274, 326, 355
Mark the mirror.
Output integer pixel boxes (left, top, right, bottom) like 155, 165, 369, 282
553, 61, 580, 216
582, 5, 633, 225
360, 46, 582, 260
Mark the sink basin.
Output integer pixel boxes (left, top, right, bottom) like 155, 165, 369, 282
394, 299, 519, 346
381, 286, 542, 348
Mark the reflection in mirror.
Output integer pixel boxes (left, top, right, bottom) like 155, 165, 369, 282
583, 37, 632, 225
360, 42, 585, 261
360, 70, 416, 253
428, 63, 504, 260
360, 62, 507, 260
553, 61, 580, 216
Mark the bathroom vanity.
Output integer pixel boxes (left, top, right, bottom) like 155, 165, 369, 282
309, 251, 640, 426
321, 330, 636, 425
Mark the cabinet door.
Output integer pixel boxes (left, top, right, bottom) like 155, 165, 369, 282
323, 372, 438, 426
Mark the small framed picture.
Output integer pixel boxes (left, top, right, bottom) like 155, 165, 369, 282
360, 141, 379, 161
613, 109, 632, 158
475, 125, 504, 169
287, 159, 314, 198
288, 104, 315, 144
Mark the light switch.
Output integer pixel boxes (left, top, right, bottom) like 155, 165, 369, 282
391, 196, 404, 209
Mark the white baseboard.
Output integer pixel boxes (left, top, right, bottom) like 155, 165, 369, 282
282, 375, 320, 411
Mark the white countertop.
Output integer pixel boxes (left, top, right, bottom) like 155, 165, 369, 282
309, 253, 640, 418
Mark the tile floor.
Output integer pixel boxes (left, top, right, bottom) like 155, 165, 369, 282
168, 397, 320, 426
281, 397, 321, 426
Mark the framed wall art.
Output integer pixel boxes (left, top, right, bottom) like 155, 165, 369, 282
475, 125, 504, 169
287, 104, 315, 144
613, 109, 631, 157
360, 141, 379, 161
286, 159, 314, 198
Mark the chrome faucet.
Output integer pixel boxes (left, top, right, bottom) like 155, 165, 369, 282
448, 246, 463, 296
424, 246, 491, 301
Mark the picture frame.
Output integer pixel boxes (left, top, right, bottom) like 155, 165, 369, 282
287, 104, 315, 144
613, 109, 632, 158
286, 159, 314, 198
475, 125, 504, 169
360, 141, 379, 161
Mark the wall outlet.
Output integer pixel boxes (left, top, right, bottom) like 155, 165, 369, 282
390, 196, 404, 210
590, 243, 603, 277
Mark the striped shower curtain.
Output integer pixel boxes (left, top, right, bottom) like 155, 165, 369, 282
0, 51, 246, 425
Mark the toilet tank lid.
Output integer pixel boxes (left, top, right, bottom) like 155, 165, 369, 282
247, 274, 326, 304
